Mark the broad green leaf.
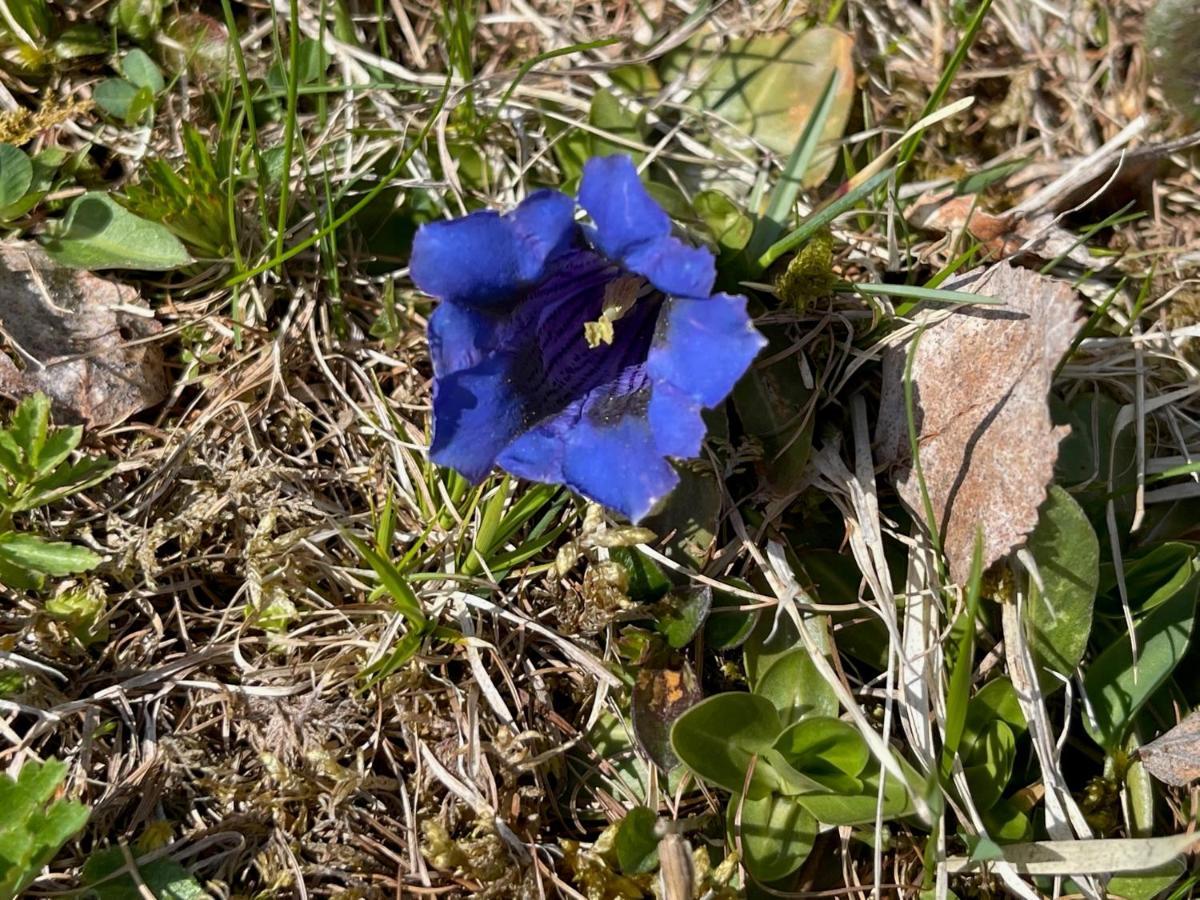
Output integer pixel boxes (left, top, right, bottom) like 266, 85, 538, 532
82, 847, 212, 899
122, 48, 164, 92
0, 555, 42, 590
43, 193, 193, 271
266, 38, 329, 94
755, 648, 838, 726
1096, 543, 1197, 617
1052, 391, 1137, 537
614, 806, 659, 875
663, 26, 855, 187
0, 532, 101, 577
773, 717, 868, 776
670, 693, 783, 799
1106, 862, 1186, 900
16, 456, 115, 512
609, 63, 660, 95
32, 426, 82, 480
1025, 486, 1099, 684
1137, 546, 1200, 613
0, 758, 89, 899
113, 0, 161, 42
642, 461, 721, 568
800, 550, 891, 669
0, 144, 33, 210
1083, 566, 1200, 750
743, 605, 800, 688
729, 792, 816, 883
52, 23, 109, 60
92, 78, 141, 120
964, 678, 1026, 741
962, 719, 1015, 811
296, 38, 331, 83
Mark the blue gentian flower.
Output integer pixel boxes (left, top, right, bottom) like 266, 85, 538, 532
411, 155, 766, 522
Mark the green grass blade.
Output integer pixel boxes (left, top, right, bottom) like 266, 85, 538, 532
853, 283, 1002, 306
897, 0, 994, 169
757, 168, 891, 270
225, 77, 450, 287
346, 533, 426, 627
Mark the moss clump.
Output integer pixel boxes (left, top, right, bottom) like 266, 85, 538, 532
775, 229, 835, 311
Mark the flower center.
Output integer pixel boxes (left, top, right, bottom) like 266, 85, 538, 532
583, 274, 650, 348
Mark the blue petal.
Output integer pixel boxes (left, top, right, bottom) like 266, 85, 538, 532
648, 383, 706, 458
510, 189, 578, 278
647, 294, 766, 407
499, 369, 680, 521
579, 155, 715, 298
411, 189, 575, 306
429, 355, 526, 482
624, 236, 715, 298
579, 156, 669, 259
427, 300, 495, 377
563, 413, 679, 522
496, 410, 571, 484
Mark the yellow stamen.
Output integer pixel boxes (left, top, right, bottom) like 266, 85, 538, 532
584, 275, 646, 348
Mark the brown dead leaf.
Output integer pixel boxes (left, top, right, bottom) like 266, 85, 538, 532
876, 263, 1082, 584
907, 191, 1095, 268
0, 241, 168, 426
1136, 711, 1200, 786
631, 661, 702, 772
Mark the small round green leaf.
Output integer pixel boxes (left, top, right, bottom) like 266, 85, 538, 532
755, 647, 838, 726
728, 792, 816, 883
122, 48, 165, 93
614, 806, 659, 875
92, 78, 140, 120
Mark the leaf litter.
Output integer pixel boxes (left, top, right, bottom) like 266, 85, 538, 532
876, 262, 1083, 583
0, 241, 168, 426
1136, 709, 1200, 786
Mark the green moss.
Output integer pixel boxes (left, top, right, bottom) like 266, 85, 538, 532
775, 229, 835, 311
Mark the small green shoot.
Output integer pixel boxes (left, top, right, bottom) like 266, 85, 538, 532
0, 757, 89, 899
